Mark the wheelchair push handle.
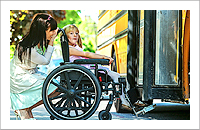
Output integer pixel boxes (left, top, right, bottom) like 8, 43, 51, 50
57, 28, 68, 43
57, 28, 70, 62
57, 28, 64, 35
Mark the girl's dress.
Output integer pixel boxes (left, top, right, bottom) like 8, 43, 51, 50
10, 45, 57, 110
69, 45, 120, 82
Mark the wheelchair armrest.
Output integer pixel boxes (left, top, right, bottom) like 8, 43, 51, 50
73, 59, 110, 65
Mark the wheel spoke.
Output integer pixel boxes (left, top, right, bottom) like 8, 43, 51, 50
75, 95, 92, 106
50, 80, 68, 92
67, 100, 72, 117
67, 110, 70, 116
64, 72, 72, 89
72, 100, 79, 116
63, 98, 70, 108
74, 96, 82, 108
57, 98, 70, 112
73, 74, 84, 90
54, 97, 66, 108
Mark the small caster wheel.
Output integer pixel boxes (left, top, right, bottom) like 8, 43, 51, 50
50, 115, 55, 120
98, 110, 112, 120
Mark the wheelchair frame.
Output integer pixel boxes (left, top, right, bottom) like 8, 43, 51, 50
42, 28, 126, 120
42, 28, 156, 120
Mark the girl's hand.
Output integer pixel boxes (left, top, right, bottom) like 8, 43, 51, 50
103, 56, 114, 64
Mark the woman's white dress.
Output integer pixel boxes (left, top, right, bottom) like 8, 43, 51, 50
10, 45, 57, 110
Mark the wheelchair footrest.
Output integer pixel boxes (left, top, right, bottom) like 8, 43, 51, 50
135, 104, 156, 117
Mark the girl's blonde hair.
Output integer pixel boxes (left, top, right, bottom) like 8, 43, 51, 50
62, 24, 82, 48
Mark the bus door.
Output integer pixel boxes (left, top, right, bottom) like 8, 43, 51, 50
128, 10, 188, 103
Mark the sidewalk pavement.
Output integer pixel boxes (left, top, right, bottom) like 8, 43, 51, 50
10, 101, 153, 120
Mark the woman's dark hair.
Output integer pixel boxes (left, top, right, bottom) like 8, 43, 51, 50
16, 13, 57, 63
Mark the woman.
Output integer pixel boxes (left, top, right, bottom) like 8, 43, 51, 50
10, 13, 59, 120
62, 24, 131, 108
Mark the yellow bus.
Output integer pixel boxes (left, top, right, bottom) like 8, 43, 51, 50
97, 10, 190, 105
97, 10, 128, 75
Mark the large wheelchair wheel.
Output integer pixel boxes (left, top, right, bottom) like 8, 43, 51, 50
42, 64, 101, 120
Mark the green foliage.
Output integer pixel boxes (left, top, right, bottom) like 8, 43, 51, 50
58, 10, 82, 28
83, 41, 95, 53
78, 15, 97, 52
10, 45, 15, 61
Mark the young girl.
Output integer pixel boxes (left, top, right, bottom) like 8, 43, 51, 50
62, 24, 131, 108
10, 13, 59, 120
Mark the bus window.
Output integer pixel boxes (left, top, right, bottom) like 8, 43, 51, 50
155, 10, 179, 85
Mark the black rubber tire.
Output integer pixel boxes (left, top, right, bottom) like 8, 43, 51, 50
98, 110, 112, 120
42, 64, 101, 120
50, 115, 55, 120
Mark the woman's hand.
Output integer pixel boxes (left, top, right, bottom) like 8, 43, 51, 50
50, 28, 59, 41
48, 28, 59, 46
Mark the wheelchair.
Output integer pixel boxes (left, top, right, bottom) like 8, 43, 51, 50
42, 28, 127, 120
